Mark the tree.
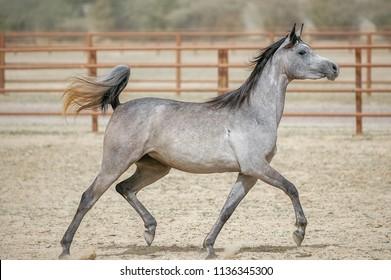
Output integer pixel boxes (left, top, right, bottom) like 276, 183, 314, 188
365, 0, 391, 30
0, 0, 90, 31
167, 0, 245, 31
89, 0, 120, 30
251, 0, 304, 31
1, 0, 390, 32
308, 0, 362, 31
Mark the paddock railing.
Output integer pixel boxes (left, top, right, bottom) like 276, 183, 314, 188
0, 31, 390, 133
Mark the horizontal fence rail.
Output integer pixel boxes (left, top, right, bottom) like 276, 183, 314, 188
0, 31, 390, 133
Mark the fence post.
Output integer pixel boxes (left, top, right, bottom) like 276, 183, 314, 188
366, 33, 372, 95
355, 48, 363, 135
217, 49, 228, 96
176, 33, 181, 95
0, 33, 5, 94
87, 34, 98, 133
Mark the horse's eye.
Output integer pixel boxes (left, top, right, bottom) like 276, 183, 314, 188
298, 50, 306, 56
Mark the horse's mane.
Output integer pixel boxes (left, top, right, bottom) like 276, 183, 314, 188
207, 33, 301, 109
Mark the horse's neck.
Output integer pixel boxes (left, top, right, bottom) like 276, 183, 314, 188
250, 63, 290, 127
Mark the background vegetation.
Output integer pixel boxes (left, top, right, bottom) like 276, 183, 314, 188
0, 0, 390, 32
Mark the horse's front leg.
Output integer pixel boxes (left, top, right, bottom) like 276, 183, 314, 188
247, 162, 307, 246
203, 173, 257, 259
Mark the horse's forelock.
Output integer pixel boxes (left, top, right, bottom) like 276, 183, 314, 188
283, 33, 303, 50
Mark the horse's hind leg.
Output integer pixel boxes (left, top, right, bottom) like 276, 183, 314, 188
115, 155, 170, 247
59, 146, 140, 258
60, 171, 124, 258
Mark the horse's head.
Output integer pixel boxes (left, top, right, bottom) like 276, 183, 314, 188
277, 24, 339, 81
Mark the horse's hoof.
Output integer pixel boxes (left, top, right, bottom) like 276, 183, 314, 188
144, 231, 154, 246
293, 230, 304, 246
58, 252, 70, 260
204, 245, 218, 260
206, 252, 218, 260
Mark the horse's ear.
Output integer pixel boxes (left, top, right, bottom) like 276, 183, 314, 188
299, 23, 304, 37
289, 23, 297, 41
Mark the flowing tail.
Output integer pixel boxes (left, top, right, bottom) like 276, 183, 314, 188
63, 65, 130, 115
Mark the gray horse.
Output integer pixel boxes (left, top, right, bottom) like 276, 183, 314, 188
60, 24, 339, 259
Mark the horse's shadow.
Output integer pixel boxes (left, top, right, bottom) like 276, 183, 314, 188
98, 243, 328, 259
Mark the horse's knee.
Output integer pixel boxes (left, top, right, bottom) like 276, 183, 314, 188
285, 182, 299, 198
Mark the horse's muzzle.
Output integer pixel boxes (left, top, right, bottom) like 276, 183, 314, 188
326, 61, 339, 80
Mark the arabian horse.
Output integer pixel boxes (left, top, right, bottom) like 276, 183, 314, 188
60, 24, 339, 259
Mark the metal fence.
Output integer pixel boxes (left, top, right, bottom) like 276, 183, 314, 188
0, 31, 390, 133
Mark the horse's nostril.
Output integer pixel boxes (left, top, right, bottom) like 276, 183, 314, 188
331, 63, 338, 72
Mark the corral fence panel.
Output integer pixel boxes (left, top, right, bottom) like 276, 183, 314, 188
0, 31, 390, 133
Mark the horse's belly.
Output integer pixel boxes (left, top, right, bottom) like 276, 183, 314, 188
148, 147, 240, 174
145, 106, 239, 173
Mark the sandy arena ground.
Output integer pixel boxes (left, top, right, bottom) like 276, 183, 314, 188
0, 116, 390, 260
